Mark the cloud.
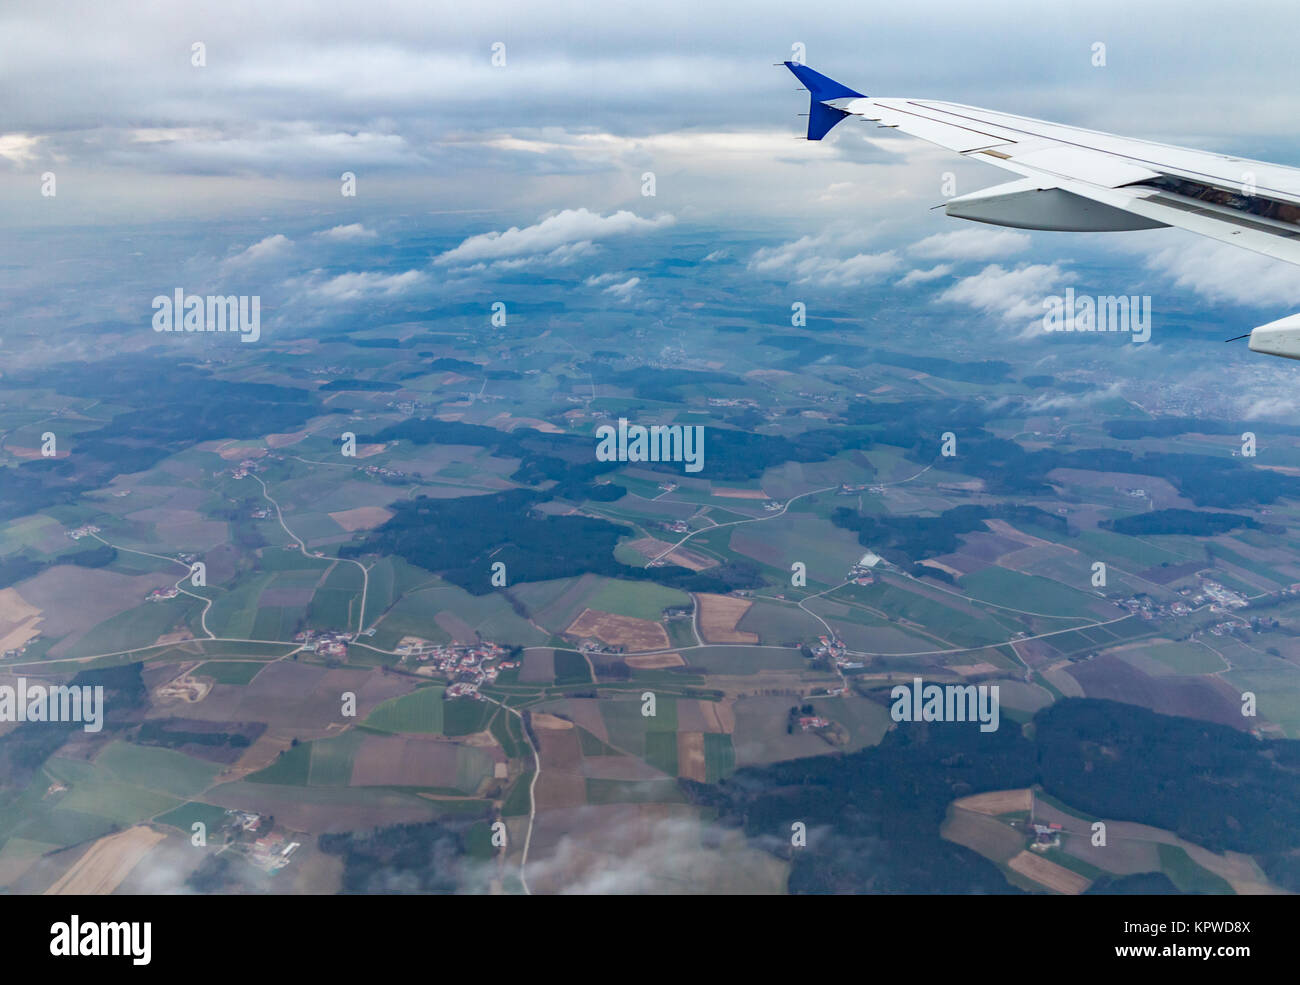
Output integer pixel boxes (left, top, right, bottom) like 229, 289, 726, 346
289, 269, 426, 301
909, 228, 1032, 260
937, 262, 1065, 324
1240, 395, 1300, 417
1024, 382, 1123, 411
0, 133, 42, 167
434, 208, 674, 266
896, 264, 953, 286
749, 227, 900, 287
479, 241, 599, 270
1144, 238, 1300, 307
221, 233, 292, 270
601, 276, 640, 300
313, 223, 377, 241
512, 812, 778, 894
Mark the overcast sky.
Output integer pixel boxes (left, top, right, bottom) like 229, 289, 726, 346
4, 0, 1300, 409
5, 0, 1300, 224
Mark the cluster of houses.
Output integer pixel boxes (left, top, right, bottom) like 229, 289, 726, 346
762, 500, 782, 512
1206, 621, 1245, 637
798, 715, 831, 731
229, 458, 261, 480
1029, 822, 1063, 852
1199, 579, 1248, 609
292, 628, 352, 658
657, 481, 678, 493
360, 463, 405, 480
1118, 594, 1159, 619
577, 638, 624, 655
661, 519, 690, 534
66, 523, 101, 541
227, 809, 264, 833
796, 390, 836, 404
2, 641, 35, 660
223, 810, 300, 872
145, 587, 180, 602
249, 835, 301, 872
1124, 578, 1249, 621
810, 634, 848, 664
399, 638, 518, 699
846, 552, 883, 584
386, 399, 425, 415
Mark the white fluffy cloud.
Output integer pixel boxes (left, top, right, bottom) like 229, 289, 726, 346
909, 228, 1032, 260
748, 227, 900, 287
291, 269, 426, 301
434, 208, 674, 266
937, 262, 1065, 324
1025, 382, 1123, 412
313, 223, 377, 241
896, 263, 953, 286
1144, 238, 1300, 308
601, 276, 640, 300
221, 233, 292, 270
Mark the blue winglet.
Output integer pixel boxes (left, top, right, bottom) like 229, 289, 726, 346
784, 62, 863, 140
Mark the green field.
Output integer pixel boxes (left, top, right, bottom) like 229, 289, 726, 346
958, 566, 1103, 620
443, 697, 493, 736
308, 731, 366, 786
1142, 642, 1228, 674
600, 695, 677, 755
501, 771, 534, 817
553, 650, 593, 686
155, 800, 232, 837
1158, 843, 1234, 894
584, 579, 689, 621
197, 660, 269, 684
703, 733, 735, 782
644, 731, 678, 775
93, 741, 221, 799
365, 686, 447, 733
42, 755, 185, 825
246, 742, 311, 785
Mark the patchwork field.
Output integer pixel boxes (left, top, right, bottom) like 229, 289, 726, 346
694, 593, 758, 644
566, 608, 669, 650
44, 824, 165, 895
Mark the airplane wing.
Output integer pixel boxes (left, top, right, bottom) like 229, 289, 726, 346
785, 62, 1300, 358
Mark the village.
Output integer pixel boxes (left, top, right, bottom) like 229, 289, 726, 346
396, 637, 518, 699
1118, 575, 1251, 622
